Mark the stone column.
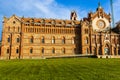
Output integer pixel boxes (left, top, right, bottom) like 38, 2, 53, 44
110, 46, 114, 55
102, 46, 104, 55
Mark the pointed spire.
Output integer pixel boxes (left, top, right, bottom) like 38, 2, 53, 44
98, 2, 102, 8
96, 2, 103, 11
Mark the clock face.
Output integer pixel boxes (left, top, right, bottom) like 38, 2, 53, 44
96, 20, 105, 29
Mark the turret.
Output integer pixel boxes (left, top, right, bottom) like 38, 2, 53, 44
70, 11, 77, 20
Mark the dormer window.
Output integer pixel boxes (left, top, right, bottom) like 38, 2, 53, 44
61, 21, 65, 25
51, 20, 55, 24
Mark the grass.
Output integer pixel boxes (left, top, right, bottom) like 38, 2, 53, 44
0, 58, 120, 80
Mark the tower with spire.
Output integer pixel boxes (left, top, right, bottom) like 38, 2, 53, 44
70, 11, 77, 20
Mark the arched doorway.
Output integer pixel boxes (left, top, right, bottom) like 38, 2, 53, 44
104, 44, 110, 55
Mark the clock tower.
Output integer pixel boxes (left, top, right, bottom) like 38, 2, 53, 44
88, 3, 111, 32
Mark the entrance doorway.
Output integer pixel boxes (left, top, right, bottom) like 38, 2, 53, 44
104, 44, 110, 55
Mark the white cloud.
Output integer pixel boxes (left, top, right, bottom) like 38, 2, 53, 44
0, 0, 88, 39
1, 0, 87, 20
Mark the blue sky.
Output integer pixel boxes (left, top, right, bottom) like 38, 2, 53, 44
0, 0, 120, 40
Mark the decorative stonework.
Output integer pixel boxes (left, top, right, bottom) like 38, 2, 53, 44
0, 4, 120, 59
96, 20, 106, 29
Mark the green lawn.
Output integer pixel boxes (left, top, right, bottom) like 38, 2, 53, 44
0, 58, 120, 80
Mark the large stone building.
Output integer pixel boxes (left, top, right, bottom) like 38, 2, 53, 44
0, 4, 120, 59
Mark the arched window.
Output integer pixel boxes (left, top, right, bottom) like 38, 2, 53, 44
41, 48, 44, 54
41, 36, 45, 43
16, 48, 19, 54
52, 48, 55, 54
62, 37, 65, 44
30, 36, 33, 43
52, 37, 55, 44
30, 48, 33, 54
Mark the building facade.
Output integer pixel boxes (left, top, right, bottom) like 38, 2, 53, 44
0, 5, 120, 59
